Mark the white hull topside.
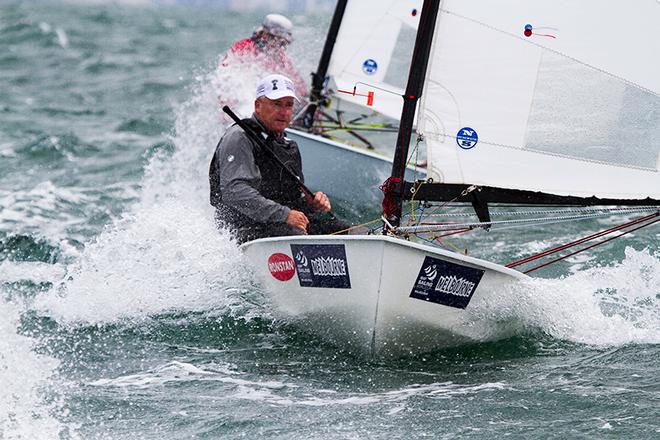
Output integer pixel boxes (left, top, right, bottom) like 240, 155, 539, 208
241, 234, 528, 357
286, 128, 425, 206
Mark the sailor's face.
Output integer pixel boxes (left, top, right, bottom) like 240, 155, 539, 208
265, 35, 289, 49
255, 96, 295, 134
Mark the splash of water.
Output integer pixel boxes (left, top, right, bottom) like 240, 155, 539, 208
0, 300, 77, 439
473, 247, 660, 346
35, 61, 268, 326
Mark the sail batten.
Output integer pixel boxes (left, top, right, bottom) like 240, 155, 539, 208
418, 0, 660, 202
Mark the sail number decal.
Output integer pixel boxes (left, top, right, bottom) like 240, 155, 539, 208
290, 244, 351, 289
410, 256, 484, 309
456, 127, 478, 149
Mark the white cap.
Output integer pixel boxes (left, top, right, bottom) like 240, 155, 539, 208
257, 14, 293, 43
256, 74, 299, 101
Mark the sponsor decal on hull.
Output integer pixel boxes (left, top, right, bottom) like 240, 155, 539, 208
410, 256, 484, 309
290, 244, 351, 289
267, 253, 296, 281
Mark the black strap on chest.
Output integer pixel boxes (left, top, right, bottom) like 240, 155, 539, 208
241, 118, 304, 206
222, 105, 314, 199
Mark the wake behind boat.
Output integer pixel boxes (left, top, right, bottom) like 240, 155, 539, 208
240, 0, 659, 357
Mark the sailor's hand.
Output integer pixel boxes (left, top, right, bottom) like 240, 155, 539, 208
308, 191, 331, 213
286, 209, 309, 233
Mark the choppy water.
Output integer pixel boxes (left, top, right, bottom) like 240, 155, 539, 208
1, 2, 659, 439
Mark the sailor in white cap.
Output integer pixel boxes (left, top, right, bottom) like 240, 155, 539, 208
209, 74, 348, 244
220, 14, 308, 101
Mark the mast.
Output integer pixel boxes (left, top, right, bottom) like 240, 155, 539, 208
386, 0, 441, 227
297, 0, 348, 129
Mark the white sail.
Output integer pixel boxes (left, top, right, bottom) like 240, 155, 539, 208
327, 0, 421, 120
418, 0, 660, 200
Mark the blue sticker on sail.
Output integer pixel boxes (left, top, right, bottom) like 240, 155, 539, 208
410, 256, 484, 309
290, 244, 351, 289
362, 59, 378, 75
456, 127, 478, 149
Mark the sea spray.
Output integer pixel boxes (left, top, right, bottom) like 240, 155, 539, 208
469, 247, 660, 346
0, 300, 77, 439
34, 200, 261, 325
35, 60, 270, 326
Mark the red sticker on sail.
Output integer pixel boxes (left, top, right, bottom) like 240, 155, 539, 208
267, 253, 296, 281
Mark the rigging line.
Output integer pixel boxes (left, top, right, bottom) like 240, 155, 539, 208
400, 214, 630, 233
413, 226, 474, 234
413, 206, 660, 218
522, 216, 660, 274
406, 207, 660, 229
330, 218, 382, 235
406, 134, 424, 172
354, 81, 403, 98
434, 185, 478, 211
433, 236, 467, 254
417, 227, 473, 238
316, 122, 397, 129
426, 228, 474, 254
414, 233, 463, 253
506, 212, 660, 268
407, 179, 426, 223
397, 209, 639, 233
320, 126, 399, 133
479, 216, 632, 232
440, 8, 659, 99
404, 185, 497, 221
433, 228, 473, 238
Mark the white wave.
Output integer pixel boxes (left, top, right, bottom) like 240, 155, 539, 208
472, 247, 660, 346
34, 200, 259, 324
0, 301, 76, 439
35, 63, 267, 325
0, 182, 128, 257
0, 261, 66, 284
89, 360, 289, 391
89, 359, 508, 411
55, 28, 69, 48
232, 380, 508, 408
38, 21, 69, 48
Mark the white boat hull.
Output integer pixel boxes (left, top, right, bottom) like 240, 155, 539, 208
241, 235, 527, 357
286, 128, 424, 206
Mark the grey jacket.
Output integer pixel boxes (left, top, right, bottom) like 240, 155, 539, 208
210, 115, 293, 224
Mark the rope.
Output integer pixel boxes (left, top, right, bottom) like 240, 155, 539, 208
517, 214, 660, 274
415, 232, 468, 254
405, 135, 427, 224
407, 184, 478, 223
330, 218, 382, 235
397, 207, 660, 234
408, 206, 659, 218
